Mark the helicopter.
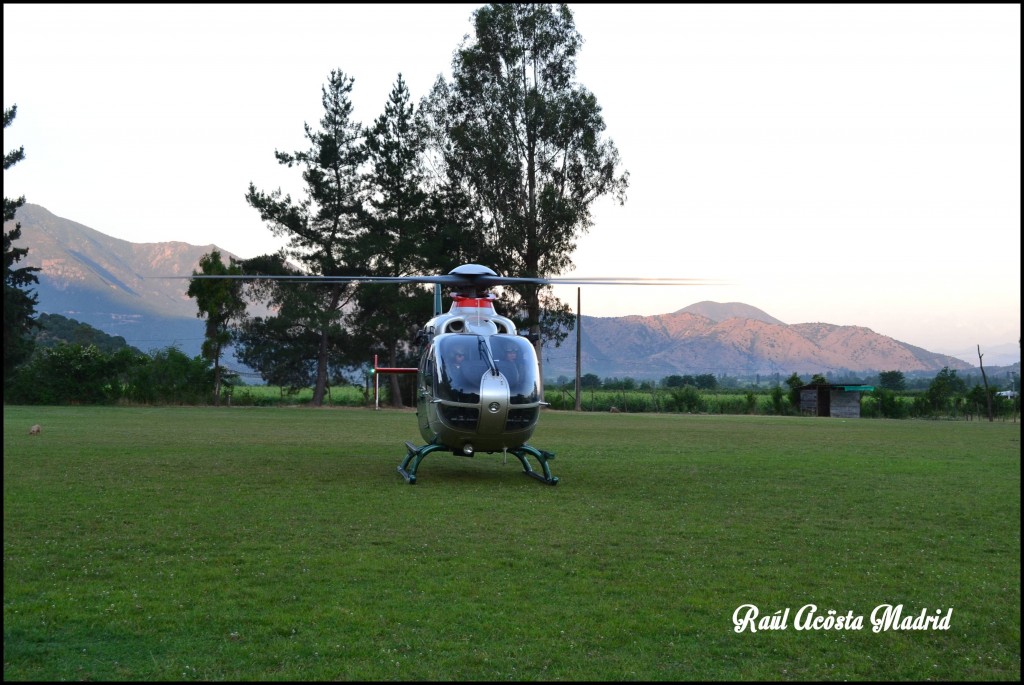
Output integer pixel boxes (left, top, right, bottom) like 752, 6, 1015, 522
395, 264, 561, 485
186, 263, 710, 484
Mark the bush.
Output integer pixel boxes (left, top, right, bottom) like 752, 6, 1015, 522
744, 391, 757, 414
5, 343, 136, 405
667, 385, 704, 413
124, 347, 214, 404
868, 388, 906, 419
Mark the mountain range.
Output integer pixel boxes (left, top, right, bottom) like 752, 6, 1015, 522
543, 306, 974, 381
10, 204, 227, 359
9, 203, 1014, 381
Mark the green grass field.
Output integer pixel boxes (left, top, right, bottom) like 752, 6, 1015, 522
3, 406, 1020, 680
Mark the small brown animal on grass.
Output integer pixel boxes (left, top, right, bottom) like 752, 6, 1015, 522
29, 424, 42, 435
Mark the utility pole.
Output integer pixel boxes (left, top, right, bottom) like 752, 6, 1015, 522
575, 287, 582, 411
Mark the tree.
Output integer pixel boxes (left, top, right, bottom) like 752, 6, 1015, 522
878, 370, 906, 392
233, 254, 345, 395
17, 343, 114, 404
187, 250, 247, 405
785, 372, 804, 408
4, 104, 40, 384
871, 388, 905, 419
927, 366, 967, 415
5, 342, 147, 405
245, 69, 367, 406
125, 347, 214, 405
235, 312, 320, 392
353, 74, 436, 407
426, 3, 629, 371
694, 373, 718, 390
669, 385, 704, 413
965, 384, 993, 419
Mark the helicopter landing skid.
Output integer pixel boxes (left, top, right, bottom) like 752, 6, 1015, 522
509, 445, 559, 485
398, 442, 447, 484
398, 441, 558, 485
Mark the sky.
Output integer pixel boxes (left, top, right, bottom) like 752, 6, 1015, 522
4, 3, 1020, 362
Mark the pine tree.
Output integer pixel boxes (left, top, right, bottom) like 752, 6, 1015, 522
245, 70, 367, 405
354, 74, 434, 407
4, 104, 40, 383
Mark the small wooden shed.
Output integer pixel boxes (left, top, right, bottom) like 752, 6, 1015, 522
798, 384, 874, 418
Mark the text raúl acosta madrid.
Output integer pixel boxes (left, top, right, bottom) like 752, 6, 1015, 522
732, 604, 953, 633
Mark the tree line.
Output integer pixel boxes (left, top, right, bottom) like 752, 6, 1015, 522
7, 308, 1017, 421
547, 368, 1018, 420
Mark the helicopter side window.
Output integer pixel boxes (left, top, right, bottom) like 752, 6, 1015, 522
420, 347, 435, 395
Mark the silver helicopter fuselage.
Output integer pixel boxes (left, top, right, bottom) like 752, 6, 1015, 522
416, 295, 543, 455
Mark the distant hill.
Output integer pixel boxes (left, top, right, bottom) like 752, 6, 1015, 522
678, 301, 785, 326
7, 203, 1002, 382
547, 308, 975, 381
10, 203, 236, 358
34, 313, 145, 356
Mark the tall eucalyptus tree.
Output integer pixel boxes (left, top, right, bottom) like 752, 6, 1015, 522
425, 3, 629, 372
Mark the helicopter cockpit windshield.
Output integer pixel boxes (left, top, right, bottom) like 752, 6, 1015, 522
434, 335, 539, 404
436, 336, 490, 403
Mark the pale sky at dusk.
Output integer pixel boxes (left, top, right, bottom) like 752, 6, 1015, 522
4, 3, 1020, 362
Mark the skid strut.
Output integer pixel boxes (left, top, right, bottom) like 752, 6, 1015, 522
510, 445, 559, 485
398, 441, 558, 485
398, 441, 447, 484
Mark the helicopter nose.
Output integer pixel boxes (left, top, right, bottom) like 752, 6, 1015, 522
462, 443, 474, 456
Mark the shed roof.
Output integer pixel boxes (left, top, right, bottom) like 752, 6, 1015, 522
797, 384, 875, 392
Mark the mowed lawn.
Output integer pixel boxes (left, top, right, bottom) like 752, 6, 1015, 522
3, 405, 1020, 681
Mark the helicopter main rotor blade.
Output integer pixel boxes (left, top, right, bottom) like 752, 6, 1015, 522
177, 274, 453, 284
160, 260, 725, 287
474, 276, 723, 286
170, 274, 723, 287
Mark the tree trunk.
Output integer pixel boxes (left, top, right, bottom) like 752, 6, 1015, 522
977, 345, 994, 422
213, 350, 222, 406
312, 328, 330, 407
312, 285, 344, 407
388, 348, 405, 408
528, 294, 544, 402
